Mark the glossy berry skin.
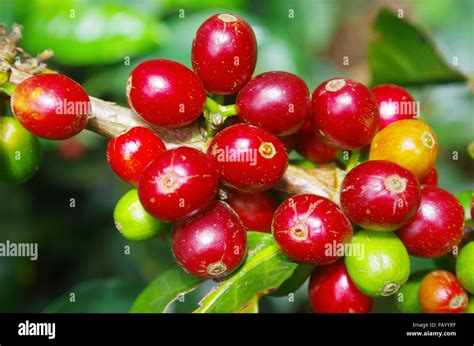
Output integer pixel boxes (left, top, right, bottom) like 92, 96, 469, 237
224, 188, 278, 233
192, 13, 257, 95
371, 84, 418, 130
0, 117, 41, 183
171, 201, 247, 279
311, 78, 379, 150
340, 160, 421, 232
308, 260, 373, 313
207, 124, 288, 193
419, 270, 468, 313
397, 186, 464, 258
369, 119, 438, 179
107, 126, 166, 185
127, 59, 206, 128
272, 194, 353, 265
295, 121, 338, 164
236, 72, 310, 136
11, 74, 90, 140
420, 167, 438, 186
138, 147, 218, 222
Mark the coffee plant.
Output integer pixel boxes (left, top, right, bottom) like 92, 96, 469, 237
0, 5, 472, 314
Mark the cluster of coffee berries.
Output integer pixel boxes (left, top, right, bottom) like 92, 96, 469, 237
3, 13, 471, 313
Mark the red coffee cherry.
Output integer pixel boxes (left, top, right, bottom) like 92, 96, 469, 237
107, 126, 166, 185
207, 124, 288, 193
11, 74, 90, 140
192, 13, 257, 95
272, 194, 353, 265
224, 188, 278, 233
236, 71, 310, 136
397, 186, 465, 258
295, 120, 338, 164
340, 160, 421, 232
127, 59, 206, 128
171, 201, 247, 279
138, 147, 218, 222
371, 84, 418, 130
308, 260, 373, 313
311, 78, 379, 150
419, 167, 438, 186
419, 270, 468, 313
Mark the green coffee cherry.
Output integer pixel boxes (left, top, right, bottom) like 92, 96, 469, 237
456, 242, 474, 294
345, 230, 411, 297
0, 117, 41, 183
114, 189, 169, 241
396, 271, 429, 313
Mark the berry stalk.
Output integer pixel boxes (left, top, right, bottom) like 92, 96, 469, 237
87, 98, 343, 200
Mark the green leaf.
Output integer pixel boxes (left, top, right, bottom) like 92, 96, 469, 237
270, 264, 313, 297
131, 267, 201, 313
43, 278, 143, 313
22, 2, 164, 65
237, 295, 259, 313
194, 232, 298, 313
456, 191, 473, 220
468, 142, 474, 160
369, 8, 466, 86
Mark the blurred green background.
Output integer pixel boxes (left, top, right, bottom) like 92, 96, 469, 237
0, 0, 472, 313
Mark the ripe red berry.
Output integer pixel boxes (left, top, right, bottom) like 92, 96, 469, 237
11, 74, 90, 140
272, 194, 353, 265
419, 167, 438, 186
127, 59, 206, 128
371, 84, 418, 130
308, 260, 373, 313
397, 186, 465, 258
295, 121, 338, 164
107, 126, 167, 185
171, 201, 247, 279
419, 270, 468, 313
224, 188, 278, 233
311, 78, 379, 150
138, 147, 218, 222
192, 13, 257, 95
340, 160, 421, 232
236, 71, 310, 136
207, 124, 288, 193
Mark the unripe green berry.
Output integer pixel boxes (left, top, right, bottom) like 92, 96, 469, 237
396, 271, 428, 313
0, 116, 41, 183
114, 189, 169, 241
456, 242, 474, 294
